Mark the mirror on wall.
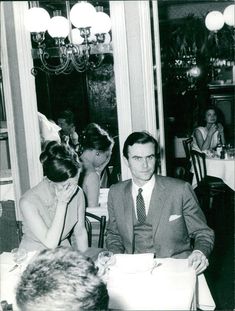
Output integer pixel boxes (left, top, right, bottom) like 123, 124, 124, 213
28, 1, 121, 185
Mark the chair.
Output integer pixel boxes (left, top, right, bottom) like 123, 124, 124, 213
85, 212, 106, 248
182, 137, 193, 162
175, 137, 193, 183
191, 150, 226, 210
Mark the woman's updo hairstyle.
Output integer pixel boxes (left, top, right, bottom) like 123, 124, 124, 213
79, 123, 114, 154
40, 141, 80, 182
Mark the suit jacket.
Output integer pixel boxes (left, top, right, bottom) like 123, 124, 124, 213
106, 175, 214, 258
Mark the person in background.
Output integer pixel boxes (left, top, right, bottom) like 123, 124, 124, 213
57, 109, 80, 152
79, 123, 114, 207
16, 247, 109, 311
192, 106, 225, 152
38, 112, 61, 147
18, 141, 88, 253
106, 131, 214, 275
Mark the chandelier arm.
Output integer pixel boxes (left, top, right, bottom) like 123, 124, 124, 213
69, 45, 87, 72
37, 46, 71, 74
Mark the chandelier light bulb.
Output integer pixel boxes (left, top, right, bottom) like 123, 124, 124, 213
205, 11, 224, 31
91, 12, 112, 34
71, 28, 84, 45
223, 5, 235, 27
70, 2, 96, 29
25, 7, 50, 32
47, 16, 70, 38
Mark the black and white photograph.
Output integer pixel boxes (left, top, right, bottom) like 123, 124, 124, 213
0, 1, 234, 310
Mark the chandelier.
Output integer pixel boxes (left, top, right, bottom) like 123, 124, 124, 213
25, 1, 112, 75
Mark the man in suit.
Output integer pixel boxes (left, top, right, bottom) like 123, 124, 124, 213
106, 131, 214, 274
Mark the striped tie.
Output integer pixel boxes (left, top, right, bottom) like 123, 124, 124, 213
136, 188, 146, 223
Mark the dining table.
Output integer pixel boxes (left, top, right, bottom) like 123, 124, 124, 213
0, 251, 216, 311
192, 156, 235, 191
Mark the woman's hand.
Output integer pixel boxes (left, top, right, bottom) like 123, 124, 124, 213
56, 183, 78, 204
217, 123, 224, 134
208, 124, 218, 136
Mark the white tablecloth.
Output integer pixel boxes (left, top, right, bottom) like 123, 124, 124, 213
0, 251, 37, 310
0, 252, 215, 311
192, 158, 235, 191
107, 254, 215, 310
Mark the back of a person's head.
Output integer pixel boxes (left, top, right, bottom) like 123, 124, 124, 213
80, 123, 114, 153
57, 109, 75, 125
123, 131, 159, 159
39, 141, 80, 182
16, 247, 109, 311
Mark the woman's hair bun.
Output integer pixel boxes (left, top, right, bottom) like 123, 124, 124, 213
40, 141, 78, 164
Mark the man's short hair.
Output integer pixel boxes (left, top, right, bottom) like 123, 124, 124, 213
123, 131, 159, 159
16, 247, 109, 311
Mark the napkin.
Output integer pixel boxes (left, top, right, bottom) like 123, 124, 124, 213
197, 274, 216, 310
113, 253, 154, 274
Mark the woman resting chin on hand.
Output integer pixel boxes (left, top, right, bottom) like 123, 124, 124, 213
192, 106, 225, 152
18, 141, 88, 253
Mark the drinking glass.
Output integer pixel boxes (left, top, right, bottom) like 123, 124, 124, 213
96, 251, 116, 278
98, 251, 116, 266
10, 248, 27, 272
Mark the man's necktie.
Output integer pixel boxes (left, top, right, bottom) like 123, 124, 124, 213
136, 188, 146, 223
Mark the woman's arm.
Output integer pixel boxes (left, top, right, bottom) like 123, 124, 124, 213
73, 190, 88, 252
217, 123, 226, 145
194, 126, 217, 151
82, 171, 100, 207
20, 184, 78, 249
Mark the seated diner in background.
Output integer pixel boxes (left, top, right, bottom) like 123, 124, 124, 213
79, 123, 114, 207
38, 111, 61, 147
16, 247, 109, 311
18, 141, 88, 253
192, 106, 225, 153
57, 109, 80, 152
106, 131, 214, 275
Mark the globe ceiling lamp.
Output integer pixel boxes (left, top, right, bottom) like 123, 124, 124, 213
223, 4, 235, 27
25, 1, 112, 75
205, 11, 224, 32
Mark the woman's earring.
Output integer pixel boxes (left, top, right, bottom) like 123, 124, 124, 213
96, 152, 100, 156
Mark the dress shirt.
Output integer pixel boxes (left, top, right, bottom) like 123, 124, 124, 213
132, 175, 155, 217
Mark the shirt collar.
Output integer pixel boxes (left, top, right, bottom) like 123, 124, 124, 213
132, 174, 155, 192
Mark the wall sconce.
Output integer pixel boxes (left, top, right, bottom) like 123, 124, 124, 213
25, 1, 112, 75
205, 4, 235, 31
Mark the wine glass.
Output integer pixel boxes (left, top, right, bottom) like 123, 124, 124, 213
9, 248, 27, 272
96, 251, 116, 278
97, 251, 116, 266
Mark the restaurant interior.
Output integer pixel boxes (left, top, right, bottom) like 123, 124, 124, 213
0, 0, 234, 310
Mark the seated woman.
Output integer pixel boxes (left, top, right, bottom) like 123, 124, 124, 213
192, 106, 225, 152
19, 141, 88, 252
57, 109, 80, 152
79, 123, 114, 207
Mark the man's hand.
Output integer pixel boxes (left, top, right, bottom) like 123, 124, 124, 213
188, 250, 209, 274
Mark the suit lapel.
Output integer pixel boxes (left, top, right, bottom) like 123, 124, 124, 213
149, 176, 167, 237
123, 181, 134, 246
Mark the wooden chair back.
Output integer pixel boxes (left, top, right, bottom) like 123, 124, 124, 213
182, 137, 193, 161
85, 212, 106, 248
191, 150, 207, 185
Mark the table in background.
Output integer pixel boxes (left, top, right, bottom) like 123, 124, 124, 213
192, 157, 235, 191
